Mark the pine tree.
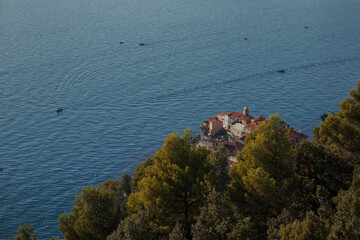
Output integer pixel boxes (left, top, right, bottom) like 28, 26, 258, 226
278, 211, 329, 240
59, 175, 130, 240
126, 129, 212, 239
229, 115, 296, 221
328, 168, 360, 239
12, 224, 37, 240
107, 209, 159, 240
314, 80, 360, 165
192, 190, 232, 240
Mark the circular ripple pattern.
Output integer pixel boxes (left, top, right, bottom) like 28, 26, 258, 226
1, 0, 360, 238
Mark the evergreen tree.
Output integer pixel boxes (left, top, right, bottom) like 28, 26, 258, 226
169, 222, 187, 240
107, 209, 159, 240
229, 114, 296, 235
126, 129, 212, 239
328, 168, 360, 239
12, 224, 37, 240
278, 211, 329, 240
294, 140, 353, 197
191, 190, 232, 240
130, 158, 154, 192
59, 175, 130, 240
229, 217, 259, 240
314, 80, 360, 165
206, 147, 230, 191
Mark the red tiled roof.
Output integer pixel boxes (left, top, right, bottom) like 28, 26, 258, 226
209, 117, 218, 122
229, 112, 245, 119
245, 122, 258, 130
227, 156, 239, 168
235, 136, 247, 142
289, 127, 308, 139
209, 116, 221, 123
228, 156, 239, 164
253, 116, 265, 122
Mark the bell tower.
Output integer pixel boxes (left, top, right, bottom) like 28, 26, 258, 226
243, 106, 249, 117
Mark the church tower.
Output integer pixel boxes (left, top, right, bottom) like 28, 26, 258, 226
243, 106, 249, 117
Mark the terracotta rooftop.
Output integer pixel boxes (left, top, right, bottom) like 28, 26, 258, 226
245, 122, 258, 130
235, 136, 247, 142
229, 112, 244, 119
289, 127, 308, 139
209, 116, 221, 123
253, 116, 265, 122
222, 111, 231, 116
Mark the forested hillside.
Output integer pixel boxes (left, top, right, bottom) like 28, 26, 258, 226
13, 80, 360, 240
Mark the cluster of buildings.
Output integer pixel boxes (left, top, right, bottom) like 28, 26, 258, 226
198, 107, 308, 167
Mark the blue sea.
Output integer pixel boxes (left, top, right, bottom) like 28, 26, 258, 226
1, 0, 360, 238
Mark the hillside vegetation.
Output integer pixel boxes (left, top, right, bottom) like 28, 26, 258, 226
14, 80, 360, 240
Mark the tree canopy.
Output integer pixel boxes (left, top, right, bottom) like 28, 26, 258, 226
13, 80, 360, 240
314, 80, 360, 165
126, 129, 213, 238
229, 114, 296, 235
12, 224, 37, 240
58, 175, 131, 240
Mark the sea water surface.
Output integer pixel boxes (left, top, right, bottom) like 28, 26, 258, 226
1, 0, 360, 238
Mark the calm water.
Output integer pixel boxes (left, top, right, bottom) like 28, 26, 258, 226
1, 0, 360, 238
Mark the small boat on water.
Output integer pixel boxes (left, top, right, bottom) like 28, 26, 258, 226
0, 166, 4, 171
94, 174, 100, 177
56, 107, 63, 112
278, 69, 286, 73
139, 43, 145, 46
120, 41, 124, 44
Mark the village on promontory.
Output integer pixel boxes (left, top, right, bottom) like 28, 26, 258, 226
198, 107, 308, 167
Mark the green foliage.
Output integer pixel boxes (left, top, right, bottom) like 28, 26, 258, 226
229, 114, 296, 224
54, 80, 360, 240
130, 158, 154, 192
328, 168, 360, 239
107, 209, 159, 240
267, 140, 353, 239
206, 147, 230, 191
267, 208, 300, 240
59, 176, 130, 240
229, 217, 259, 240
12, 224, 37, 240
295, 140, 353, 196
169, 222, 187, 240
314, 80, 360, 165
127, 129, 212, 239
278, 211, 329, 240
192, 190, 233, 240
